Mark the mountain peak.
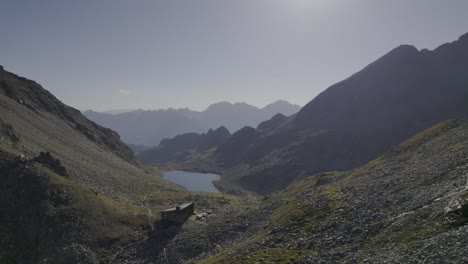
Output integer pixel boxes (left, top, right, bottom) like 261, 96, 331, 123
271, 99, 289, 104
262, 100, 301, 117
263, 99, 297, 108
206, 126, 231, 138
386, 44, 420, 58
213, 125, 230, 135
257, 113, 287, 131
206, 101, 232, 107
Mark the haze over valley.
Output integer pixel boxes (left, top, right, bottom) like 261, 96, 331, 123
84, 100, 301, 148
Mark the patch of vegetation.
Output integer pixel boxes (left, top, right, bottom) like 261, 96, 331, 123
398, 120, 460, 151
278, 175, 318, 198
230, 248, 304, 264
269, 201, 302, 228
346, 155, 385, 180
450, 143, 465, 152
323, 184, 345, 209
366, 221, 387, 238
199, 231, 268, 264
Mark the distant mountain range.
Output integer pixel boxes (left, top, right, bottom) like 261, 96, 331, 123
83, 100, 301, 147
138, 32, 468, 194
99, 109, 136, 115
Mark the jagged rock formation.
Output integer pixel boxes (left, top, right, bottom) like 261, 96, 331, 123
0, 119, 20, 145
34, 151, 68, 176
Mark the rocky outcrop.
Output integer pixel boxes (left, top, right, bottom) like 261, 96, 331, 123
0, 119, 20, 145
34, 151, 68, 176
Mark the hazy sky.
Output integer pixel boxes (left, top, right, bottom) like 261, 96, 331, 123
2, 0, 468, 111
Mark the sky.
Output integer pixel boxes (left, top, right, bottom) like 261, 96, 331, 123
1, 0, 468, 111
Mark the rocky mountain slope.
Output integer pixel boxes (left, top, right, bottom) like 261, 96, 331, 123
156, 32, 468, 195
200, 120, 468, 263
84, 100, 300, 146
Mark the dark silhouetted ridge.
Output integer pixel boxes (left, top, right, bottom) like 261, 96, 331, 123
257, 113, 287, 131
137, 126, 231, 165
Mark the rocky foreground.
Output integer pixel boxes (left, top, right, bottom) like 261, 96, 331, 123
197, 120, 468, 263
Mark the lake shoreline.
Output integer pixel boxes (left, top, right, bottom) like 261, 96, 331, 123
163, 171, 221, 192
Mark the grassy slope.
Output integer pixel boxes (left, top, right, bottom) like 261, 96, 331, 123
0, 91, 185, 199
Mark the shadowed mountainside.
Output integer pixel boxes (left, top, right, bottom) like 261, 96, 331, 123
137, 126, 231, 165
146, 32, 468, 195
236, 32, 468, 194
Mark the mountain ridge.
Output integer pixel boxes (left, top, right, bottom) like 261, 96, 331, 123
145, 32, 468, 195
137, 126, 231, 165
84, 100, 301, 146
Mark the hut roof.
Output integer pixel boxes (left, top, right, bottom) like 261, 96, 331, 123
162, 202, 194, 212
